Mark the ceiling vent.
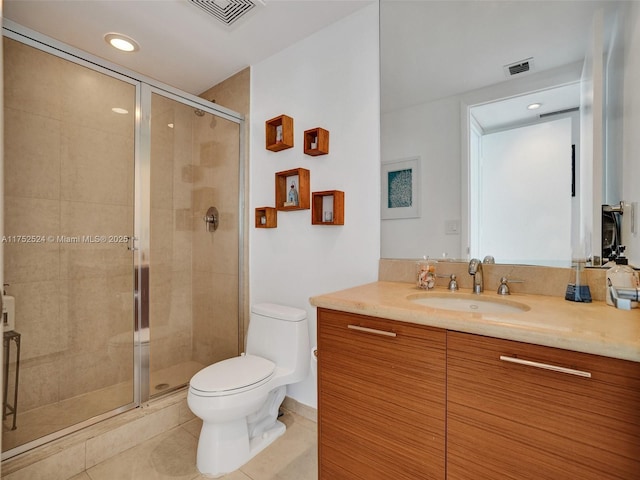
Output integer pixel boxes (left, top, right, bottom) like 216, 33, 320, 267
188, 0, 265, 30
503, 57, 535, 77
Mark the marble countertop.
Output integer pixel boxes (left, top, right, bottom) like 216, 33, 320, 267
309, 281, 640, 363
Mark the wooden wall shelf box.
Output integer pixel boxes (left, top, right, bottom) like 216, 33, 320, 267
255, 207, 277, 228
275, 168, 310, 211
312, 190, 344, 225
304, 128, 330, 156
265, 115, 294, 152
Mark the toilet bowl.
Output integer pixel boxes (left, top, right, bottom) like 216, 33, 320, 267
187, 303, 309, 478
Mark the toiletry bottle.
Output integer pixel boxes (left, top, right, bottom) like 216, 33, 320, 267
606, 246, 640, 307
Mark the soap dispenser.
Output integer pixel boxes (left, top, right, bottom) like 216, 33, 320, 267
606, 246, 639, 307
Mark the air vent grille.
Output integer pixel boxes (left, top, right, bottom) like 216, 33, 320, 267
188, 0, 262, 28
503, 57, 535, 77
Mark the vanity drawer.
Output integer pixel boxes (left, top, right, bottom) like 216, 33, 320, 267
447, 331, 640, 480
318, 308, 446, 480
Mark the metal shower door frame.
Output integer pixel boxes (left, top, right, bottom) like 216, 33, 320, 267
137, 84, 246, 403
1, 19, 246, 458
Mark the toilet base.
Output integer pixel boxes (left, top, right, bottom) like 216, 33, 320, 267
196, 419, 286, 478
195, 386, 288, 478
249, 419, 286, 456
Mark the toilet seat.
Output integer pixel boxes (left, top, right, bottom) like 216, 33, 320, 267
189, 354, 276, 397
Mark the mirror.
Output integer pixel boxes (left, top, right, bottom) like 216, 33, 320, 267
380, 0, 638, 267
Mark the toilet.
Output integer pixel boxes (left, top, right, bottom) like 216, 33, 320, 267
187, 303, 309, 477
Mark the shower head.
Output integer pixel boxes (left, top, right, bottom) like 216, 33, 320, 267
194, 109, 206, 117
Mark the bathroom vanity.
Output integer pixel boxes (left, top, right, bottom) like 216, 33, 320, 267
312, 282, 640, 480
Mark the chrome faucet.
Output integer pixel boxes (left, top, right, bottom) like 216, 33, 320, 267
468, 258, 484, 294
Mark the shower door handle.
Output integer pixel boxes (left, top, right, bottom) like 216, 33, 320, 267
204, 207, 219, 232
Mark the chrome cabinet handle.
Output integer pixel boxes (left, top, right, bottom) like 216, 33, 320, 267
499, 355, 591, 378
347, 324, 397, 337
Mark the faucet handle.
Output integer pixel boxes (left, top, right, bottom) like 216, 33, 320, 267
497, 277, 524, 295
482, 255, 495, 264
436, 274, 459, 291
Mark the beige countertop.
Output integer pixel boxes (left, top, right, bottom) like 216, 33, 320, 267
309, 281, 640, 363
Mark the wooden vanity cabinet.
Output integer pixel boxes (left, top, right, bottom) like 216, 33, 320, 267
447, 331, 640, 480
317, 308, 446, 480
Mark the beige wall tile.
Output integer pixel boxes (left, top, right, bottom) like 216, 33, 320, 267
192, 271, 239, 363
4, 196, 60, 283
60, 201, 132, 242
4, 108, 61, 200
198, 67, 250, 116
61, 60, 135, 138
378, 258, 610, 301
15, 358, 61, 412
60, 123, 134, 205
3, 38, 65, 118
9, 280, 67, 361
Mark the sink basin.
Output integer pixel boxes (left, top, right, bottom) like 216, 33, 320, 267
409, 293, 530, 314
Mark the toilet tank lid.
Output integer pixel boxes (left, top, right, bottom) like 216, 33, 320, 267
252, 303, 307, 322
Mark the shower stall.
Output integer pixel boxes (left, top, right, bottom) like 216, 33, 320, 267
2, 24, 245, 459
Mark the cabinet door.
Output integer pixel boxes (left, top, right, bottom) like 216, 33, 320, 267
447, 331, 640, 480
317, 308, 446, 480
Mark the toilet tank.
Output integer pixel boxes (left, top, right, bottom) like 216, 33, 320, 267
246, 303, 309, 383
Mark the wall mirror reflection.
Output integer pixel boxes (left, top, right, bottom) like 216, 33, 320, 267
380, 0, 639, 268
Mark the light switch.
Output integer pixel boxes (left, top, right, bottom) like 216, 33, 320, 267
445, 220, 460, 235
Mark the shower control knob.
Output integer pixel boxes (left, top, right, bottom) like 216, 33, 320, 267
204, 206, 219, 232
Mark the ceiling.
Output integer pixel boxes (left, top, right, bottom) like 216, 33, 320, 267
3, 0, 617, 127
3, 0, 373, 95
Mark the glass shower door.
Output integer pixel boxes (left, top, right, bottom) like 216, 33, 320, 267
147, 91, 241, 397
3, 37, 137, 455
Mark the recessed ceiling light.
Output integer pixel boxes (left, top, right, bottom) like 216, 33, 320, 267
111, 107, 129, 114
527, 103, 542, 110
104, 33, 140, 52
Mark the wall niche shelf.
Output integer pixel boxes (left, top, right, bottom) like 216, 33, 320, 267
276, 168, 310, 211
265, 115, 294, 152
304, 127, 330, 156
255, 207, 277, 228
312, 190, 344, 225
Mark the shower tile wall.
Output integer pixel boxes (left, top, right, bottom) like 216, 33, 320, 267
198, 68, 249, 349
3, 36, 135, 421
149, 91, 241, 389
149, 95, 195, 380
190, 117, 240, 364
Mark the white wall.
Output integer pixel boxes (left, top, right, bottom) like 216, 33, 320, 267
478, 118, 572, 266
381, 64, 582, 261
381, 96, 462, 259
249, 4, 380, 408
622, 1, 640, 266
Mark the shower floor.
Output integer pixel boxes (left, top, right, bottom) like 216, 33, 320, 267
2, 360, 204, 453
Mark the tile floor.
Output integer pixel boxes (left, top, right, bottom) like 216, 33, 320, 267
66, 411, 317, 480
3, 361, 204, 452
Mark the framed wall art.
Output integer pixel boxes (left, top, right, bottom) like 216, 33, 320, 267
381, 156, 420, 219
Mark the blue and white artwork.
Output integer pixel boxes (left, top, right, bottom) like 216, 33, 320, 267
387, 168, 413, 208
381, 157, 420, 220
